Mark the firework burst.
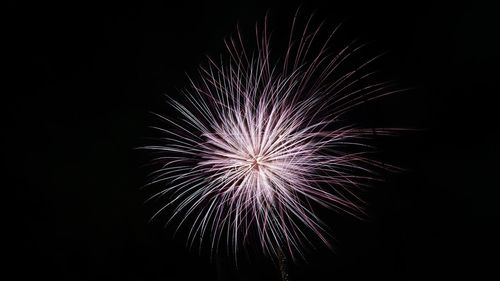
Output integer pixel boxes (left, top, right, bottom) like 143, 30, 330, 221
143, 13, 402, 260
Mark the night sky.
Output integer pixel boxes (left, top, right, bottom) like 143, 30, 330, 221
8, 1, 499, 280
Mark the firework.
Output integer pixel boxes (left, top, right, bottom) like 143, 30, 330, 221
143, 12, 402, 261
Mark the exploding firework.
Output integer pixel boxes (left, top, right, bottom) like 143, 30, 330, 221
143, 12, 402, 260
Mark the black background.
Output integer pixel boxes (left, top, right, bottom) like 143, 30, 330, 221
8, 1, 499, 280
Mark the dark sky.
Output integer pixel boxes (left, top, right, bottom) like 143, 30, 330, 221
8, 1, 499, 280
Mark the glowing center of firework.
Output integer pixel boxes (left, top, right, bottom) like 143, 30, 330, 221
250, 155, 264, 171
